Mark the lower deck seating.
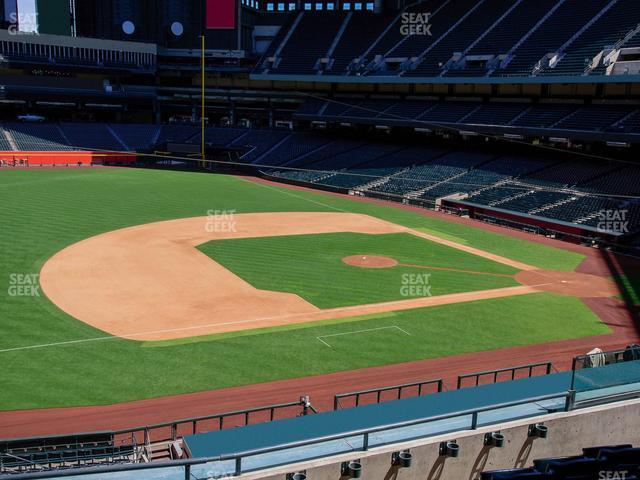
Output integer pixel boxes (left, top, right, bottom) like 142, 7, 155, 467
0, 129, 13, 151
493, 189, 574, 213
316, 146, 434, 189
59, 123, 123, 151
231, 130, 290, 163
188, 128, 249, 147
418, 155, 549, 201
1, 434, 136, 475
156, 125, 199, 144
581, 166, 640, 197
466, 184, 525, 205
540, 196, 623, 224
371, 150, 487, 196
110, 124, 160, 151
4, 123, 72, 151
481, 444, 640, 480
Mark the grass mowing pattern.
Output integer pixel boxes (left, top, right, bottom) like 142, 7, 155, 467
199, 232, 518, 308
0, 169, 595, 409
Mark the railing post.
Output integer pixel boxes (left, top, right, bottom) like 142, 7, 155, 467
235, 457, 242, 476
546, 362, 552, 375
570, 357, 578, 391
565, 390, 576, 411
363, 432, 369, 451
144, 428, 150, 446
333, 396, 339, 411
172, 423, 177, 441
471, 412, 478, 430
185, 464, 191, 480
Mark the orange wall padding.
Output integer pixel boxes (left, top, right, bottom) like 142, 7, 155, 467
0, 151, 136, 167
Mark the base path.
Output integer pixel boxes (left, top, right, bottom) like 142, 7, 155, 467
40, 212, 538, 341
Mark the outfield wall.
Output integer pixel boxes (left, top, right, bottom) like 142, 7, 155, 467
0, 151, 137, 167
251, 398, 640, 480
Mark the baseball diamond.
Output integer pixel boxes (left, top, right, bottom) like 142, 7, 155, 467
1, 2, 640, 477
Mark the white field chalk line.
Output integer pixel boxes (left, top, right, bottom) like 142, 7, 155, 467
316, 326, 411, 348
0, 285, 541, 353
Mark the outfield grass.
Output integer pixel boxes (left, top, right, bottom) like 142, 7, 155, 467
0, 168, 597, 409
199, 232, 518, 308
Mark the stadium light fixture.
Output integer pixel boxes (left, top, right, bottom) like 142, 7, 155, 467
484, 432, 505, 448
341, 460, 362, 478
439, 440, 460, 458
392, 450, 412, 468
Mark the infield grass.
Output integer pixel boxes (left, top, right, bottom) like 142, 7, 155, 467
0, 168, 604, 409
199, 232, 518, 308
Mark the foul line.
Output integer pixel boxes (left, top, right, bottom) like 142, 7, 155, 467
1, 284, 556, 354
238, 177, 351, 214
316, 326, 411, 348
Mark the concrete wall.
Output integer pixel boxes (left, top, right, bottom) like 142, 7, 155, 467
242, 398, 640, 480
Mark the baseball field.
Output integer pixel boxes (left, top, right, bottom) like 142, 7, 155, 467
1, 167, 634, 412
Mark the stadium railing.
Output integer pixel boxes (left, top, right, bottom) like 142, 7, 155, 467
4, 390, 576, 480
457, 362, 554, 389
333, 378, 443, 410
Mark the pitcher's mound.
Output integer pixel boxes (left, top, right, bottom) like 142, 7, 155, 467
515, 270, 620, 298
342, 255, 398, 269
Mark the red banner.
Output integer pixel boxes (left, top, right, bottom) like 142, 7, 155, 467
206, 0, 236, 29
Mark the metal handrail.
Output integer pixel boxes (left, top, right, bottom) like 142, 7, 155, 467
5, 390, 574, 480
333, 378, 443, 410
457, 362, 553, 389
0, 400, 310, 448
